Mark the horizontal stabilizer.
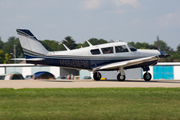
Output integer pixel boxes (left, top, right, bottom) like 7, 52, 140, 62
11, 58, 44, 61
11, 58, 26, 61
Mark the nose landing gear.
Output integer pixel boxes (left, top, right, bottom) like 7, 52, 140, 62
143, 72, 152, 81
143, 66, 152, 81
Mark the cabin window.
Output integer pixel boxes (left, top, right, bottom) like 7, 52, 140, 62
101, 47, 113, 54
91, 49, 101, 55
128, 44, 137, 51
115, 45, 129, 53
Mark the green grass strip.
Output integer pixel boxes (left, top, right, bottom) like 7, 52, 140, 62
0, 88, 180, 120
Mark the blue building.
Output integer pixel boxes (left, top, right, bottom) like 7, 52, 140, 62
149, 63, 180, 80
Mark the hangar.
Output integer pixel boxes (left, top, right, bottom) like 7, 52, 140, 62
0, 63, 79, 79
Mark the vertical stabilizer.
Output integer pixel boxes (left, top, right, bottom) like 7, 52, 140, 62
16, 29, 48, 58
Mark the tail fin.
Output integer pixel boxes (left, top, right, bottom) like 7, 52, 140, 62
16, 29, 48, 59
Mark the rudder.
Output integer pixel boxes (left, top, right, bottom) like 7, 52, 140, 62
16, 29, 48, 59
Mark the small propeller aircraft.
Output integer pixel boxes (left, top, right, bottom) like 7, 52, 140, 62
16, 29, 169, 81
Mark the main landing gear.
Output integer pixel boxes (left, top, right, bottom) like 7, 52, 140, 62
117, 67, 126, 81
93, 66, 152, 81
93, 71, 101, 81
93, 67, 126, 81
117, 73, 126, 81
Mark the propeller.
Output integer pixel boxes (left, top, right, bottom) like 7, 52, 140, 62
157, 36, 170, 58
157, 35, 161, 51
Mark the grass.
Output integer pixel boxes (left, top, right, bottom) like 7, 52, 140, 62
0, 88, 180, 120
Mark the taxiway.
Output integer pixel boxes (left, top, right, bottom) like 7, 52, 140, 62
0, 79, 180, 89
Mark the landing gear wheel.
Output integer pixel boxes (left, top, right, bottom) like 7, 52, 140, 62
93, 72, 101, 81
143, 72, 152, 81
117, 73, 126, 81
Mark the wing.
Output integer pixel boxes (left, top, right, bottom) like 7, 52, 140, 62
95, 56, 160, 71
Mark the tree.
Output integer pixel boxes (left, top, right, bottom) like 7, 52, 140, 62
76, 43, 84, 49
128, 42, 136, 47
128, 42, 156, 49
177, 44, 180, 52
80, 38, 108, 48
88, 38, 108, 46
61, 36, 77, 50
1, 35, 180, 63
0, 37, 4, 49
40, 39, 61, 51
169, 44, 180, 62
0, 50, 4, 63
2, 37, 24, 58
4, 53, 11, 64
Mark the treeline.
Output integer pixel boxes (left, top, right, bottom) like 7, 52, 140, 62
0, 36, 179, 64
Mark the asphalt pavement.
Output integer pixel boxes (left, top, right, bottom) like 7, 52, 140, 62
0, 79, 180, 89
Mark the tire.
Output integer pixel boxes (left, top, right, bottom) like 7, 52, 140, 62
93, 72, 101, 81
117, 73, 126, 81
143, 72, 152, 81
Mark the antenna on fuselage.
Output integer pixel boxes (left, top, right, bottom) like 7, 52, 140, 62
116, 40, 123, 42
86, 40, 93, 47
63, 44, 70, 51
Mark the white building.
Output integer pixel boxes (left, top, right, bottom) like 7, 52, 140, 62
0, 64, 79, 78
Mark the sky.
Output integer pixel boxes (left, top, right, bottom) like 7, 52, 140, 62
0, 0, 180, 50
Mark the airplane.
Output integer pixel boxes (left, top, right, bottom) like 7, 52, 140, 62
16, 29, 169, 81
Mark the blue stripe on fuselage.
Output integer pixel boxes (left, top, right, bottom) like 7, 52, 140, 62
26, 57, 158, 70
25, 55, 158, 70
26, 58, 130, 70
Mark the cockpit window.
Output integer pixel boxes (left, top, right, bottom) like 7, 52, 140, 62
91, 49, 101, 55
128, 44, 137, 51
101, 47, 113, 54
115, 45, 129, 53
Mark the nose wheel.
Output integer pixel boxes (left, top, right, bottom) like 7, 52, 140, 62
143, 72, 152, 81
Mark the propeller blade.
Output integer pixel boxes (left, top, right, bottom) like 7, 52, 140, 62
157, 35, 161, 51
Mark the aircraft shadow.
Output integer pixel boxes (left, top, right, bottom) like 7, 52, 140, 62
39, 79, 73, 82
39, 79, 180, 84
103, 79, 180, 84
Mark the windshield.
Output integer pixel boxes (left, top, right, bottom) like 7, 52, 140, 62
128, 44, 137, 52
115, 45, 129, 53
